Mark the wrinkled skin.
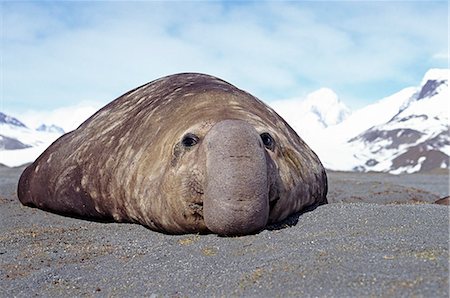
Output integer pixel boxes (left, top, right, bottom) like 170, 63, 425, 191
18, 73, 327, 236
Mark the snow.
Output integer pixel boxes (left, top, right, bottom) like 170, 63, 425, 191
440, 145, 450, 156
0, 123, 63, 167
339, 68, 449, 174
36, 124, 65, 134
325, 87, 417, 143
0, 145, 50, 167
392, 87, 449, 127
302, 88, 351, 126
299, 130, 358, 171
0, 124, 61, 148
390, 156, 426, 175
0, 112, 27, 128
0, 103, 98, 167
271, 68, 449, 174
421, 68, 449, 86
293, 86, 419, 173
270, 87, 351, 148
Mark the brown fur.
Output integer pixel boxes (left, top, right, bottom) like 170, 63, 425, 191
17, 73, 327, 235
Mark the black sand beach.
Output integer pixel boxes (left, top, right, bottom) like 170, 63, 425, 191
1, 166, 448, 297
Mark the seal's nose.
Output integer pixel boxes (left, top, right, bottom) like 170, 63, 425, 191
202, 119, 270, 235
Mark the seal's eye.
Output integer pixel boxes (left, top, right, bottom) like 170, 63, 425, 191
182, 133, 199, 147
260, 132, 275, 151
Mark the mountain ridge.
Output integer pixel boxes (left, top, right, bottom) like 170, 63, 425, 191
340, 68, 449, 174
0, 112, 28, 128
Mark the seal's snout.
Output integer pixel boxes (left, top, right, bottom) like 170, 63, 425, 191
203, 120, 270, 236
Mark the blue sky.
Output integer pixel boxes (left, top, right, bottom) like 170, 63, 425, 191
1, 1, 448, 117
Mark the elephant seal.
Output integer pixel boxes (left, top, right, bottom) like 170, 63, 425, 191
17, 73, 327, 236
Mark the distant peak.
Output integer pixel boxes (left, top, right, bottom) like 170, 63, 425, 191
0, 112, 28, 128
304, 88, 351, 127
305, 88, 340, 105
395, 68, 448, 114
36, 124, 65, 134
415, 68, 448, 101
421, 68, 448, 85
416, 79, 445, 100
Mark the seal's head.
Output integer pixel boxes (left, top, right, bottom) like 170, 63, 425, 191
18, 73, 327, 236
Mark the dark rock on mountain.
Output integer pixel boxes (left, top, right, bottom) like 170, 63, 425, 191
0, 112, 27, 128
391, 146, 449, 173
346, 69, 448, 174
416, 79, 446, 100
0, 135, 31, 150
350, 128, 424, 151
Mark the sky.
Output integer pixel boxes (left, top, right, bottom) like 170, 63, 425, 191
1, 1, 448, 130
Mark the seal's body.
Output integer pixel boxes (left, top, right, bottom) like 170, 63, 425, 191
18, 73, 327, 235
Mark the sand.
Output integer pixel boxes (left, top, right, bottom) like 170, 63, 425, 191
1, 166, 448, 297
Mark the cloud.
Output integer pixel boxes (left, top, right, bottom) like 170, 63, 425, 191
2, 1, 448, 113
16, 101, 102, 133
432, 52, 449, 61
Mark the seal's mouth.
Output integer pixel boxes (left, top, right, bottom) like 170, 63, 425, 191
188, 194, 280, 224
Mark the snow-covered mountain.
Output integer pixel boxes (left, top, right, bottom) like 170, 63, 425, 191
0, 112, 64, 167
271, 88, 351, 142
345, 69, 449, 174
271, 69, 448, 174
0, 113, 31, 150
36, 124, 65, 134
0, 112, 28, 128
